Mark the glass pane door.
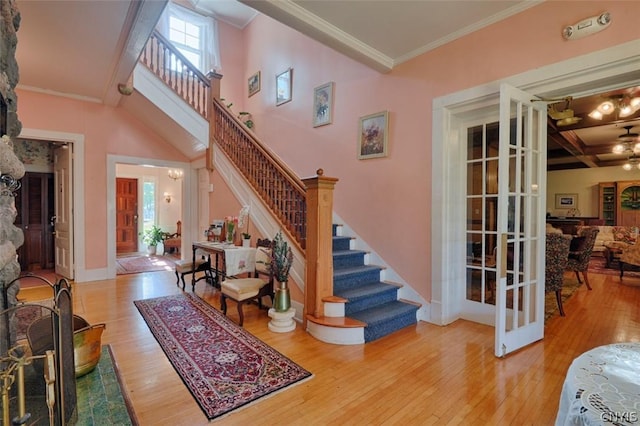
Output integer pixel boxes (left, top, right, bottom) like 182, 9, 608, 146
494, 83, 546, 357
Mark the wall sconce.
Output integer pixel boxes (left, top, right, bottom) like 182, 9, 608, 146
164, 192, 172, 203
168, 169, 184, 180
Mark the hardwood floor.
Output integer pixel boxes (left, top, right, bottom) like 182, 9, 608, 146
17, 268, 640, 425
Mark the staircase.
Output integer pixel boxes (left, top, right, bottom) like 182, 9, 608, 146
134, 36, 420, 344
307, 225, 419, 344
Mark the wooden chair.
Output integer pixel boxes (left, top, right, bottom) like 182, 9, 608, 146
545, 233, 572, 316
163, 220, 182, 254
220, 238, 274, 326
566, 226, 599, 290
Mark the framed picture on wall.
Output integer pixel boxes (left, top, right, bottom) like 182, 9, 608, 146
555, 193, 578, 209
248, 71, 260, 97
276, 68, 293, 106
313, 82, 334, 127
358, 110, 389, 159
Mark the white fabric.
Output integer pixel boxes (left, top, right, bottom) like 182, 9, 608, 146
556, 343, 640, 426
224, 247, 256, 276
255, 247, 272, 274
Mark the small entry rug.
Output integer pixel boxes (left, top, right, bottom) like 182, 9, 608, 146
134, 293, 312, 420
116, 254, 176, 275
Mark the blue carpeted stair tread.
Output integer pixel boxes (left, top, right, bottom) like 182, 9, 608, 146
349, 301, 418, 325
333, 249, 367, 269
335, 282, 397, 301
333, 264, 382, 277
331, 224, 418, 342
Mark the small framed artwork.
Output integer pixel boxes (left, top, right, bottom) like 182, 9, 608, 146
313, 82, 334, 127
358, 110, 389, 159
248, 71, 261, 97
555, 193, 578, 209
276, 68, 293, 106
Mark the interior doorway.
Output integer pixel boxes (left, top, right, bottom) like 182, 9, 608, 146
431, 43, 640, 337
13, 137, 76, 280
108, 156, 192, 278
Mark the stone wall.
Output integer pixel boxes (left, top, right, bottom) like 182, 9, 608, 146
0, 0, 24, 354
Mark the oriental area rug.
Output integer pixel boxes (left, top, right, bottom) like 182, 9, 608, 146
116, 254, 177, 275
133, 293, 312, 420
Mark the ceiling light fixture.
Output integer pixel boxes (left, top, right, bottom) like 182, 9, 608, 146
168, 169, 183, 180
537, 96, 582, 127
622, 155, 640, 171
589, 94, 640, 120
612, 126, 640, 154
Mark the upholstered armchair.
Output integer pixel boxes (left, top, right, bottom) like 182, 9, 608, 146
618, 243, 640, 278
566, 226, 599, 290
545, 233, 572, 316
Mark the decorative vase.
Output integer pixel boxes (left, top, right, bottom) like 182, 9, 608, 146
242, 238, 250, 248
226, 223, 235, 244
273, 281, 291, 312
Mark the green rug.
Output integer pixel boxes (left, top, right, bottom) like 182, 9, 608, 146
75, 345, 137, 425
545, 277, 582, 320
11, 344, 136, 425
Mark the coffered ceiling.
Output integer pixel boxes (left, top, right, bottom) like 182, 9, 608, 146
546, 86, 640, 171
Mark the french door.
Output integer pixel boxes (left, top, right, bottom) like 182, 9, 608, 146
464, 84, 546, 357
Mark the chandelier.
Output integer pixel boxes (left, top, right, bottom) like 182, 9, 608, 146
589, 94, 640, 120
612, 126, 640, 154
167, 169, 184, 180
623, 155, 640, 171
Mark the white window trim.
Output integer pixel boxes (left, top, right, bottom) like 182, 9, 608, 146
158, 2, 221, 73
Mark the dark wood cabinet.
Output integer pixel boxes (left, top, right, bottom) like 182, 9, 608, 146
599, 182, 616, 225
14, 172, 55, 271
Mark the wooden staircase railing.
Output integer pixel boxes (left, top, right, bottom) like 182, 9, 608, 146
211, 98, 308, 250
140, 30, 210, 118
137, 32, 338, 322
207, 75, 338, 323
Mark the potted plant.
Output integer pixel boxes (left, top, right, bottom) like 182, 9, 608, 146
141, 225, 164, 255
238, 111, 254, 129
242, 232, 251, 247
271, 231, 293, 312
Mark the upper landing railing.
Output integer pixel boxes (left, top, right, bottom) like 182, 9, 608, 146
140, 30, 210, 118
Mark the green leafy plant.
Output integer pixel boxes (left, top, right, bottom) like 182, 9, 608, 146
271, 231, 293, 283
242, 232, 251, 239
238, 111, 254, 129
141, 225, 164, 247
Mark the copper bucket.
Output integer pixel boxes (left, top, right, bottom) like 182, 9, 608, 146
27, 315, 106, 377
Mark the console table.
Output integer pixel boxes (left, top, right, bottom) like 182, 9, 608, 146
191, 242, 256, 291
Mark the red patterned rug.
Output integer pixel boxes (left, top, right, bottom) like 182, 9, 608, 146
116, 254, 176, 275
588, 256, 640, 278
134, 293, 312, 420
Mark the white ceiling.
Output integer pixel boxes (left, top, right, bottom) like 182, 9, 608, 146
12, 0, 639, 167
14, 0, 538, 101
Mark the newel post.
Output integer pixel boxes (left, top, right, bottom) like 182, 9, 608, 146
302, 169, 339, 323
206, 71, 222, 171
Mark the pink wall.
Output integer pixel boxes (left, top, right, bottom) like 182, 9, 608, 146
213, 1, 640, 302
16, 90, 189, 269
